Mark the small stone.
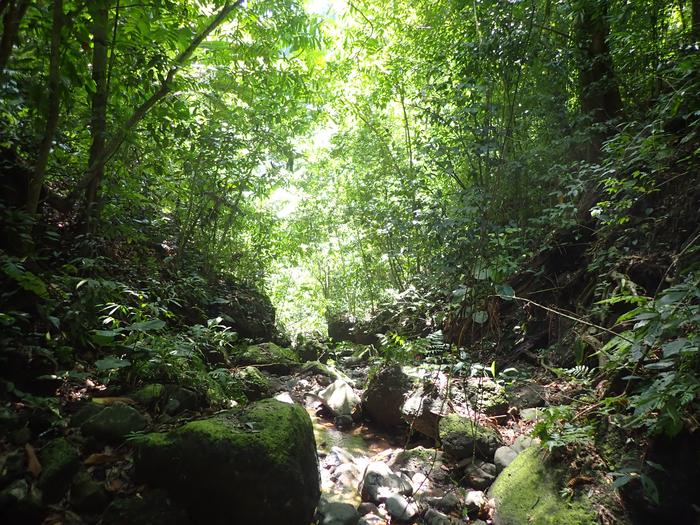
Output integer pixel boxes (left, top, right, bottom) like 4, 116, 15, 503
359, 462, 413, 503
319, 501, 360, 525
464, 490, 486, 514
434, 491, 460, 513
511, 435, 538, 453
384, 494, 419, 522
81, 403, 147, 443
38, 437, 80, 503
494, 446, 518, 473
424, 508, 452, 525
463, 461, 497, 491
519, 408, 542, 422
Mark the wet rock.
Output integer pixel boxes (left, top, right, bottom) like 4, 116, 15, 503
384, 494, 419, 521
359, 462, 413, 503
134, 399, 319, 525
363, 365, 412, 429
464, 490, 486, 514
101, 490, 190, 525
81, 403, 147, 443
318, 379, 361, 417
424, 508, 453, 525
318, 499, 360, 525
488, 447, 595, 525
0, 479, 44, 524
439, 415, 501, 461
38, 437, 80, 503
70, 470, 109, 513
334, 414, 354, 429
494, 446, 518, 473
233, 342, 301, 375
462, 460, 497, 490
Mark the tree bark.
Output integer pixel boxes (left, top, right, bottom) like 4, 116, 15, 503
0, 0, 30, 71
83, 0, 109, 229
693, 0, 700, 42
27, 0, 63, 215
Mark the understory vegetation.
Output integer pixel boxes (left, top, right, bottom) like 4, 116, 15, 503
0, 0, 699, 524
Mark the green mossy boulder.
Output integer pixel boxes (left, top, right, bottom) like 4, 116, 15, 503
38, 437, 80, 503
70, 470, 109, 513
233, 365, 272, 401
81, 403, 147, 443
439, 414, 501, 461
131, 383, 167, 408
233, 342, 301, 374
133, 398, 320, 525
101, 490, 190, 525
489, 447, 596, 525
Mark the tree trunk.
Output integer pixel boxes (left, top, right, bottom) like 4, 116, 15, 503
27, 0, 63, 215
84, 0, 109, 230
693, 0, 700, 41
0, 0, 30, 71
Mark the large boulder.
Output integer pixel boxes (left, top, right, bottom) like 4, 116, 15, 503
401, 370, 450, 440
233, 342, 300, 375
489, 447, 595, 525
133, 399, 319, 525
363, 365, 413, 429
439, 414, 501, 461
318, 379, 361, 418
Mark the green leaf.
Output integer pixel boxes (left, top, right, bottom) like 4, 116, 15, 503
472, 310, 488, 324
662, 338, 688, 357
495, 283, 514, 299
94, 357, 131, 371
125, 319, 166, 332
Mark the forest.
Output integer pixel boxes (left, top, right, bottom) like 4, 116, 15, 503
0, 0, 698, 524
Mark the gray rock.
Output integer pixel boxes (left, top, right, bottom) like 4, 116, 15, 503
508, 383, 546, 409
319, 379, 361, 417
384, 494, 419, 522
433, 492, 461, 513
439, 415, 501, 461
319, 501, 360, 525
81, 403, 147, 443
71, 402, 104, 427
463, 460, 497, 490
362, 364, 412, 429
38, 437, 80, 503
424, 508, 453, 525
400, 373, 449, 440
519, 407, 543, 422
358, 502, 379, 516
359, 462, 413, 503
511, 435, 538, 453
165, 387, 200, 415
464, 490, 486, 514
494, 446, 518, 473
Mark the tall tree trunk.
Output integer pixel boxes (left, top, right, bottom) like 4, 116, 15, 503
27, 0, 63, 215
576, 0, 622, 158
84, 0, 109, 230
0, 0, 29, 71
693, 0, 700, 41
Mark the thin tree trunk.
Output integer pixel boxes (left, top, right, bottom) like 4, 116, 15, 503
27, 0, 63, 215
693, 0, 700, 41
83, 0, 109, 230
0, 0, 30, 71
70, 1, 242, 205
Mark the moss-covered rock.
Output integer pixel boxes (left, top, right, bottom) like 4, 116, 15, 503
81, 403, 147, 443
133, 398, 320, 525
439, 414, 501, 461
300, 360, 342, 381
101, 490, 190, 525
362, 364, 413, 429
233, 342, 300, 374
131, 383, 167, 408
0, 479, 45, 524
232, 366, 271, 401
38, 437, 80, 503
70, 470, 109, 513
489, 447, 596, 525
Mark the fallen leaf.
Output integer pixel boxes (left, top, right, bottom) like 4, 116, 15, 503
84, 452, 119, 466
25, 443, 42, 477
92, 397, 136, 406
105, 479, 125, 492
